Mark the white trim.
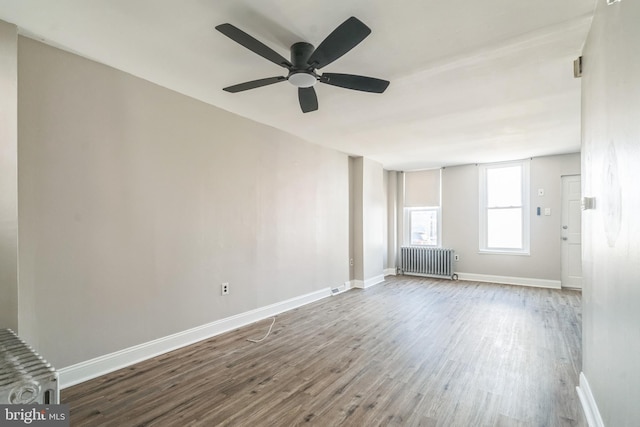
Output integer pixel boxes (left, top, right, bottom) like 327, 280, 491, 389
351, 275, 385, 289
364, 274, 385, 288
405, 206, 442, 248
58, 287, 331, 389
331, 282, 352, 296
456, 272, 561, 289
478, 160, 530, 254
577, 372, 605, 427
351, 280, 365, 289
477, 249, 531, 256
383, 268, 397, 276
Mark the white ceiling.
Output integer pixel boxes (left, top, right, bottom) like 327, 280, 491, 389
0, 0, 595, 170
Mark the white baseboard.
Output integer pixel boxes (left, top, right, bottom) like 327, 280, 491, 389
351, 275, 385, 289
577, 372, 605, 427
331, 282, 352, 296
58, 287, 331, 389
383, 268, 396, 276
351, 279, 365, 289
364, 274, 385, 288
456, 272, 561, 289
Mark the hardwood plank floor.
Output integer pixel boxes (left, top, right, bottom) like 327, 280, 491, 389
63, 276, 585, 426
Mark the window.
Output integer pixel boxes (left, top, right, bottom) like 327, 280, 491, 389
479, 160, 530, 254
403, 169, 442, 247
408, 207, 440, 246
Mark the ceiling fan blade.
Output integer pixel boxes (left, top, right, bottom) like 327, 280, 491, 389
298, 87, 318, 113
320, 73, 389, 93
223, 76, 287, 93
307, 17, 371, 69
216, 23, 293, 69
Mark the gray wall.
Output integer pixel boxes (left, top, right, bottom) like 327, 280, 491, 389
350, 157, 385, 285
362, 158, 385, 282
0, 20, 18, 331
16, 37, 349, 368
581, 0, 640, 424
441, 153, 580, 281
384, 170, 398, 271
350, 157, 363, 281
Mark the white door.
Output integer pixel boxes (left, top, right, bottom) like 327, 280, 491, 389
561, 175, 582, 289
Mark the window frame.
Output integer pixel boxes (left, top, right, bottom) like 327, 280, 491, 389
405, 206, 441, 247
478, 160, 530, 255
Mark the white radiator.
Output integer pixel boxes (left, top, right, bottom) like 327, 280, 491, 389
0, 329, 59, 404
401, 246, 456, 280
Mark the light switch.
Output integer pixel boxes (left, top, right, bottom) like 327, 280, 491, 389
544, 208, 551, 216
538, 188, 544, 196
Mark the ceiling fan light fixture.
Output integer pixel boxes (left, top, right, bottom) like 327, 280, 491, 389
287, 71, 317, 88
216, 17, 389, 112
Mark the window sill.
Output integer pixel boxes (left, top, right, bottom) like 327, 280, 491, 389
478, 249, 530, 256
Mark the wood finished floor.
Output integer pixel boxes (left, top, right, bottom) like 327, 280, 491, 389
63, 277, 585, 426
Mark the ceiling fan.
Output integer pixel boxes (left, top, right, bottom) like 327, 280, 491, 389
215, 17, 390, 113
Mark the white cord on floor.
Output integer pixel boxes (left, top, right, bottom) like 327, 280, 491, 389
247, 317, 276, 343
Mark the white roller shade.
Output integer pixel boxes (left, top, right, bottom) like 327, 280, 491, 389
404, 169, 441, 207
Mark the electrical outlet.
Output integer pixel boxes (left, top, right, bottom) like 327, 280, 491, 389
454, 254, 460, 261
221, 283, 229, 295
349, 258, 354, 266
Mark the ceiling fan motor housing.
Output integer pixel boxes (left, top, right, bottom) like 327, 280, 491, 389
291, 42, 314, 68
288, 42, 317, 88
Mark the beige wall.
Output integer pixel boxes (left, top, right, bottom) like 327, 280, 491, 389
17, 37, 349, 368
581, 0, 640, 424
384, 170, 397, 271
0, 20, 18, 331
350, 157, 385, 285
441, 153, 580, 282
350, 157, 363, 281
362, 158, 385, 282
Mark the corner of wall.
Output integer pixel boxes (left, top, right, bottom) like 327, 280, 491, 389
576, 372, 605, 427
0, 19, 19, 332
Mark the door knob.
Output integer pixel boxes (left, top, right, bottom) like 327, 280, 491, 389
562, 237, 568, 240
562, 225, 568, 229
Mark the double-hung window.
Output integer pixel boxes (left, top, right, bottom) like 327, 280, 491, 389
479, 160, 530, 254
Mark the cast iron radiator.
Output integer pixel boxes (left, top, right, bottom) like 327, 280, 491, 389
400, 246, 457, 280
0, 329, 59, 404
